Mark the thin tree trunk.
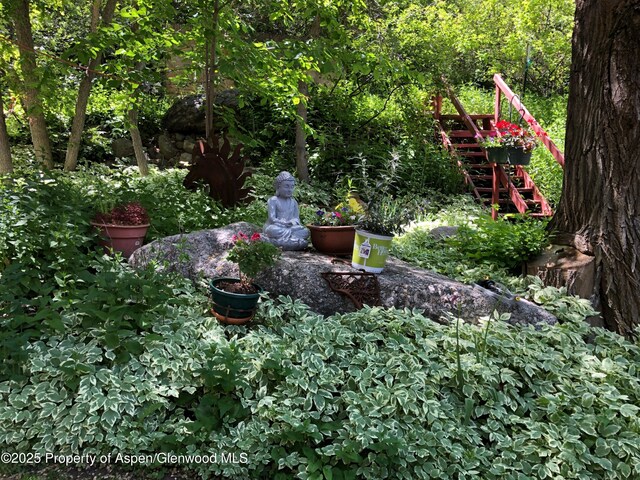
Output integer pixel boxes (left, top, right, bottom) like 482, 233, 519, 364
128, 107, 149, 176
295, 80, 310, 181
205, 0, 220, 140
12, 0, 53, 169
0, 83, 13, 174
64, 0, 118, 171
550, 0, 640, 336
293, 14, 319, 182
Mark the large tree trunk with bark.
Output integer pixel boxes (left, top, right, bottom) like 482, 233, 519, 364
11, 0, 53, 169
550, 0, 640, 336
0, 86, 13, 174
64, 0, 118, 171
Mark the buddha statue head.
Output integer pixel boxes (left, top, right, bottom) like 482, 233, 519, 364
274, 171, 296, 198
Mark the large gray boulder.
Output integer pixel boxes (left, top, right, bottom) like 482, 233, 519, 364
129, 223, 557, 327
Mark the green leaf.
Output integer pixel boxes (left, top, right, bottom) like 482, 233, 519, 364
581, 394, 595, 408
600, 424, 621, 437
323, 466, 333, 480
619, 404, 639, 417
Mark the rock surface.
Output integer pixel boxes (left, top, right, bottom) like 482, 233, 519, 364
111, 138, 135, 158
161, 91, 239, 133
130, 223, 557, 327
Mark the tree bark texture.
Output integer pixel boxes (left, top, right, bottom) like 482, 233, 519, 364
64, 0, 118, 171
551, 0, 640, 336
295, 80, 310, 181
204, 0, 220, 140
0, 88, 13, 174
128, 107, 149, 176
11, 0, 53, 169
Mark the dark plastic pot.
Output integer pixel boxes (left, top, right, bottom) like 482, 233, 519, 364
486, 147, 509, 164
507, 147, 532, 165
209, 277, 262, 325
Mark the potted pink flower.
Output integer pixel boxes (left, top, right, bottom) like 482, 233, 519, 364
210, 231, 280, 325
308, 203, 361, 256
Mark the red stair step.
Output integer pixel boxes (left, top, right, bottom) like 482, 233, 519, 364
449, 130, 493, 138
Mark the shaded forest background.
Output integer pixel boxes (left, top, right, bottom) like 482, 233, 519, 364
0, 0, 573, 183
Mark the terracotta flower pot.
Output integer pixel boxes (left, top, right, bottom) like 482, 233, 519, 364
91, 222, 150, 258
308, 225, 356, 256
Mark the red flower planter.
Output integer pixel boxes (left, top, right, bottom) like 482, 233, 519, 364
308, 225, 356, 256
91, 222, 150, 258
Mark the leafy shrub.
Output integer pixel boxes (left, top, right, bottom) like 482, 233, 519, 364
185, 300, 640, 479
510, 276, 599, 323
447, 215, 550, 271
393, 224, 512, 285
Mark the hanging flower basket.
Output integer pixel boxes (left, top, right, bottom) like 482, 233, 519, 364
486, 146, 509, 164
507, 146, 533, 165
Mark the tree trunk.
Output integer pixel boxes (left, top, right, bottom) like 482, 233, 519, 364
204, 0, 220, 140
128, 107, 149, 176
550, 0, 640, 336
64, 0, 118, 171
12, 0, 53, 169
294, 80, 310, 182
0, 84, 13, 174
293, 14, 320, 182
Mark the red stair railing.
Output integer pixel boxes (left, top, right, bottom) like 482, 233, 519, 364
433, 75, 562, 219
493, 73, 565, 168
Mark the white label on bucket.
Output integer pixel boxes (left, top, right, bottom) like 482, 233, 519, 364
359, 239, 371, 258
373, 243, 389, 256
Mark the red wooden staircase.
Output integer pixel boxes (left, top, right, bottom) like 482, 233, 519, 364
433, 74, 565, 219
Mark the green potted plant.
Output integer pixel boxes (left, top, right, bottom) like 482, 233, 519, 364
352, 194, 411, 273
91, 201, 150, 258
308, 200, 362, 256
210, 231, 280, 325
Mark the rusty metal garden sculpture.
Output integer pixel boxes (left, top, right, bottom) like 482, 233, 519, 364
183, 133, 251, 208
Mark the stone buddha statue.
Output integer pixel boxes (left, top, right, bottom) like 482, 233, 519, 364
263, 171, 309, 250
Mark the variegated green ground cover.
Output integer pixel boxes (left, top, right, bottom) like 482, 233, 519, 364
1, 298, 639, 479
1, 168, 639, 479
